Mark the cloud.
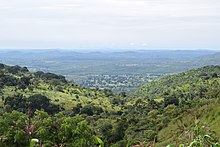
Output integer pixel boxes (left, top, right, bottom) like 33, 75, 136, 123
0, 0, 219, 49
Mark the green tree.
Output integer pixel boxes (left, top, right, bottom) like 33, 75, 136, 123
0, 111, 28, 146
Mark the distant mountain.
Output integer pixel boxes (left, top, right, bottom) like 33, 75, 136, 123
194, 52, 220, 65
1, 49, 220, 93
0, 49, 218, 75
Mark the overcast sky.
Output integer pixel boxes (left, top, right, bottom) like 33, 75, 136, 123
0, 0, 219, 50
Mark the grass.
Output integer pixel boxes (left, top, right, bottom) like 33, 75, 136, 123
156, 102, 220, 146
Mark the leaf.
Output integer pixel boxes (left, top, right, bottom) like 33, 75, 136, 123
189, 140, 202, 147
96, 137, 104, 147
30, 139, 39, 147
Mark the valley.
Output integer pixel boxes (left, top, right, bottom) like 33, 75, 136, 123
1, 0, 219, 146
0, 63, 219, 146
0, 49, 219, 93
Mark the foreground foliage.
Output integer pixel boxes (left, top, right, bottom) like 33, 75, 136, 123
0, 64, 220, 146
0, 110, 97, 147
167, 124, 220, 147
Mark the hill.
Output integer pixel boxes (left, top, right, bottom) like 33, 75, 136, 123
131, 65, 220, 145
0, 49, 219, 93
0, 63, 219, 146
134, 65, 220, 100
194, 52, 220, 65
0, 63, 121, 114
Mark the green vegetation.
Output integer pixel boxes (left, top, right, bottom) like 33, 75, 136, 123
166, 124, 220, 147
0, 110, 97, 146
0, 63, 220, 146
1, 49, 219, 92
0, 63, 120, 113
134, 65, 220, 100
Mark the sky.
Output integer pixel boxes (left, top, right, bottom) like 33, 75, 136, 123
0, 0, 220, 50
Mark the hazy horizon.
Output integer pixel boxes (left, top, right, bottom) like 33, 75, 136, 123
0, 48, 220, 53
0, 48, 219, 52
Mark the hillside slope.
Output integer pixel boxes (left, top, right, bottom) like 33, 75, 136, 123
134, 65, 220, 100
130, 65, 220, 146
0, 63, 120, 114
0, 63, 219, 146
157, 102, 220, 146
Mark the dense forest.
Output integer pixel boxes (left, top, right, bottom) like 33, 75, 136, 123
0, 63, 219, 146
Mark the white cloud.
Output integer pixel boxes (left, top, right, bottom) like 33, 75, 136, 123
0, 0, 219, 49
